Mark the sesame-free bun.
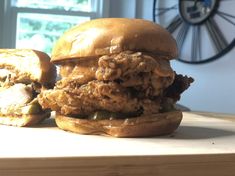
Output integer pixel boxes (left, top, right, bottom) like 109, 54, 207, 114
0, 111, 50, 127
55, 111, 182, 137
0, 49, 56, 85
51, 18, 178, 63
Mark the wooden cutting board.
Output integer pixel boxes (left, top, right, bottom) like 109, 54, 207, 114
0, 112, 235, 176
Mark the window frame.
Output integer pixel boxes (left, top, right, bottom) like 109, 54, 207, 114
0, 0, 109, 49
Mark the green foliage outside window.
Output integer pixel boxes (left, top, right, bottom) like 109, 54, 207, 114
17, 14, 89, 54
15, 0, 90, 54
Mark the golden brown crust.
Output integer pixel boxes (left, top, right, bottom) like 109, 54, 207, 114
33, 50, 57, 85
51, 18, 178, 63
55, 111, 182, 137
0, 111, 51, 127
0, 49, 56, 85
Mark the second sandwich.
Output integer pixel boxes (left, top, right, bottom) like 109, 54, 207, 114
0, 49, 56, 126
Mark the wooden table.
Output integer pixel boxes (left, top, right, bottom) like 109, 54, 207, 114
1, 112, 235, 176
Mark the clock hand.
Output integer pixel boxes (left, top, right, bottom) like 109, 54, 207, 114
155, 4, 178, 17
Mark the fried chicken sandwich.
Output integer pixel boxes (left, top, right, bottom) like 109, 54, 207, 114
38, 18, 193, 137
0, 49, 56, 126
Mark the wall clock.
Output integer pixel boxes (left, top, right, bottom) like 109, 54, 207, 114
153, 0, 235, 64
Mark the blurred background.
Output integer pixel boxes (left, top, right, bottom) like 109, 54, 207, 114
0, 0, 235, 114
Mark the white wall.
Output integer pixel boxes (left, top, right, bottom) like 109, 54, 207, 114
171, 52, 235, 114
109, 0, 235, 114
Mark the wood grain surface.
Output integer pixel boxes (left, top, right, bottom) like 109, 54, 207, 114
0, 112, 235, 176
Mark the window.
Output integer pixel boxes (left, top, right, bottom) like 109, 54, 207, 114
0, 0, 108, 55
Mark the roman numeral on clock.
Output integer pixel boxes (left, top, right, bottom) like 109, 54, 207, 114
176, 23, 190, 55
191, 25, 201, 61
217, 10, 235, 26
166, 15, 183, 33
205, 18, 228, 53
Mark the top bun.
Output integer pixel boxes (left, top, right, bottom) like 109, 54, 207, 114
0, 49, 56, 85
51, 18, 178, 63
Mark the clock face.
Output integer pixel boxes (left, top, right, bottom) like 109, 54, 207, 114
179, 0, 218, 24
153, 0, 235, 64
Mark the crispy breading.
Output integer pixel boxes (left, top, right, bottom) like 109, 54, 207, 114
38, 52, 193, 118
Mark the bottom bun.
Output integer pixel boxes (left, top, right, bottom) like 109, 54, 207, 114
55, 111, 183, 137
0, 112, 51, 127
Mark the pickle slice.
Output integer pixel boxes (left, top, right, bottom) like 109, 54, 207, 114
88, 110, 141, 120
21, 103, 41, 114
88, 111, 113, 120
1, 99, 42, 115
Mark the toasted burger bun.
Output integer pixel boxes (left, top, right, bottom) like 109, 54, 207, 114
0, 49, 56, 85
55, 111, 182, 137
0, 111, 50, 127
51, 18, 178, 63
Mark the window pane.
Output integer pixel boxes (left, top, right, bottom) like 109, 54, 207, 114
16, 13, 90, 55
12, 0, 92, 12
